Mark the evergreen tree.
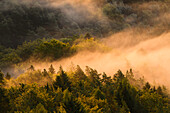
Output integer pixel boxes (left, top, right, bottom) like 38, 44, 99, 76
30, 103, 48, 113
93, 88, 105, 100
0, 87, 10, 113
42, 69, 49, 76
157, 86, 163, 96
86, 66, 101, 87
63, 89, 85, 113
5, 72, 11, 80
54, 66, 71, 91
48, 64, 55, 74
74, 65, 87, 80
143, 82, 151, 90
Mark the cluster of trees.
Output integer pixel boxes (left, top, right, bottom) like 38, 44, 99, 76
0, 65, 169, 112
0, 38, 77, 69
0, 0, 169, 112
0, 0, 116, 48
1, 0, 169, 48
0, 34, 107, 71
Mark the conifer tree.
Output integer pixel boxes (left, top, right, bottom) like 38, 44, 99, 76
42, 69, 49, 76
143, 82, 151, 90
63, 89, 85, 113
54, 66, 71, 91
48, 64, 55, 74
74, 65, 87, 80
93, 88, 105, 100
5, 72, 11, 80
157, 86, 163, 96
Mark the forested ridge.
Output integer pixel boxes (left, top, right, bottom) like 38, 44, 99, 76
0, 0, 169, 48
0, 0, 170, 112
0, 65, 170, 113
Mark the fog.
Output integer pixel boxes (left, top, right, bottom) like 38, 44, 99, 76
24, 31, 169, 89
2, 0, 170, 89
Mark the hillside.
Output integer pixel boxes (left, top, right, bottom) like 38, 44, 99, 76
0, 0, 170, 113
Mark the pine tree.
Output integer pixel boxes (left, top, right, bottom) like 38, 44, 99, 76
143, 82, 151, 90
63, 89, 85, 113
54, 66, 71, 91
48, 64, 55, 74
74, 65, 87, 80
93, 88, 105, 100
157, 86, 163, 96
42, 69, 49, 76
5, 72, 11, 80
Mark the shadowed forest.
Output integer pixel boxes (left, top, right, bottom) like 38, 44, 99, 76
0, 0, 170, 112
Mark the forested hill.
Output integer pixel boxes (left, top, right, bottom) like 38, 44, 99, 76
0, 0, 169, 70
0, 0, 170, 112
0, 0, 169, 48
0, 65, 170, 112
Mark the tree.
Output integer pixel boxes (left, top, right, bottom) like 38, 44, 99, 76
143, 82, 151, 90
0, 87, 10, 113
0, 70, 4, 84
42, 69, 49, 76
74, 65, 87, 80
157, 86, 163, 96
48, 64, 55, 74
62, 89, 85, 113
53, 66, 71, 91
85, 66, 101, 87
5, 72, 11, 80
93, 88, 105, 100
28, 65, 35, 71
30, 103, 48, 113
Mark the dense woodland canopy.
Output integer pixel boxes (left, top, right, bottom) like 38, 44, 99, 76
0, 0, 169, 48
0, 0, 170, 112
0, 65, 170, 113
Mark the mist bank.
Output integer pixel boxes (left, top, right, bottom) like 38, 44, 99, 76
19, 31, 169, 90
0, 0, 170, 89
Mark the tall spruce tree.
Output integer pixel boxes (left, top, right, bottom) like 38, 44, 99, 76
48, 64, 55, 74
54, 66, 71, 91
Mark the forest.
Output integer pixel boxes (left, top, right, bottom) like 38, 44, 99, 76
0, 0, 170, 113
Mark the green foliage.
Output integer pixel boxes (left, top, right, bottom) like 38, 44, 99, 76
103, 3, 123, 20
0, 70, 5, 85
0, 66, 169, 112
0, 87, 10, 113
74, 65, 87, 80
0, 38, 77, 69
53, 66, 71, 91
30, 103, 48, 113
138, 92, 169, 112
93, 88, 105, 100
74, 37, 110, 52
62, 89, 85, 113
35, 39, 75, 59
